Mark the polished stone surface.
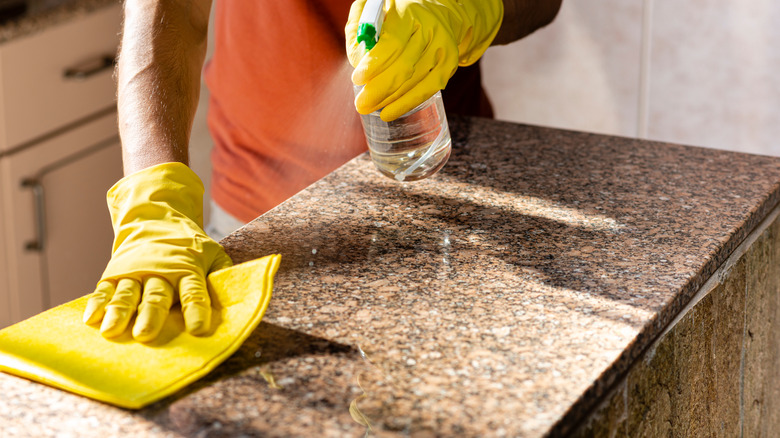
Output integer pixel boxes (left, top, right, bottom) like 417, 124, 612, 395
2, 117, 780, 437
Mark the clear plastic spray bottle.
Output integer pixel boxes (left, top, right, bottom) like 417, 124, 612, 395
354, 0, 452, 182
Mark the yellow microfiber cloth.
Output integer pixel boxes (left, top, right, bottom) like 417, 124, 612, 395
0, 254, 281, 409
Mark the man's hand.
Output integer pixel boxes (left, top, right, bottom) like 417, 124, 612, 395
83, 162, 232, 342
346, 0, 504, 121
92, 0, 219, 342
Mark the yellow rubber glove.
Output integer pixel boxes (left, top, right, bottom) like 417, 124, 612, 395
83, 162, 233, 342
346, 0, 503, 121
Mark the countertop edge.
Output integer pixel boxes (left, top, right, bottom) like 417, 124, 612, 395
547, 176, 780, 437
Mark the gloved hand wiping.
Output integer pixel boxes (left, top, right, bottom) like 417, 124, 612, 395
345, 0, 504, 121
83, 162, 233, 342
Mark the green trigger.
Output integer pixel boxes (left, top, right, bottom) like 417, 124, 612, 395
356, 23, 378, 51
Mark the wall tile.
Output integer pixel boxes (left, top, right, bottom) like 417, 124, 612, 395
481, 0, 643, 138
710, 257, 745, 437
647, 1, 780, 155
571, 381, 627, 437
669, 288, 718, 436
625, 319, 675, 436
743, 217, 777, 437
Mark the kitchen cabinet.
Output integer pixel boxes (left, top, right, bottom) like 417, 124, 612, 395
0, 4, 122, 328
0, 4, 122, 153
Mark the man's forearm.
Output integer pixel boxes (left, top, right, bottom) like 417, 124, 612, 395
117, 0, 212, 176
493, 0, 562, 45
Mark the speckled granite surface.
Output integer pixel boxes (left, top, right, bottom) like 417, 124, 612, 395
2, 116, 780, 437
0, 0, 116, 44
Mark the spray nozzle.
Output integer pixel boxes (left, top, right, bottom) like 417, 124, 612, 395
356, 23, 379, 51
356, 0, 385, 52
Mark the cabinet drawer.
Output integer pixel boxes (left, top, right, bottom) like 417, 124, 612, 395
0, 4, 121, 151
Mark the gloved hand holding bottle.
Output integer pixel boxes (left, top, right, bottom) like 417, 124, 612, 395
345, 0, 504, 122
82, 162, 233, 342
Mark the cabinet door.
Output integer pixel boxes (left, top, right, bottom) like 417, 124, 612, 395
1, 113, 121, 326
40, 135, 122, 309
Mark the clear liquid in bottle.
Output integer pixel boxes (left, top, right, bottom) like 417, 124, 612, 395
357, 90, 451, 182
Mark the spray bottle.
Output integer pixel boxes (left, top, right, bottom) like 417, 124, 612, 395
354, 0, 452, 182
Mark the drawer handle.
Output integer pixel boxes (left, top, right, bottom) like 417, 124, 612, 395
18, 135, 119, 253
63, 55, 116, 80
21, 178, 46, 252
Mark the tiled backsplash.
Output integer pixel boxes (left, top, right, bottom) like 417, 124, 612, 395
483, 0, 780, 157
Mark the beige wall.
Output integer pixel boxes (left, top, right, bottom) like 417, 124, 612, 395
483, 1, 643, 138
483, 0, 780, 156
189, 7, 218, 222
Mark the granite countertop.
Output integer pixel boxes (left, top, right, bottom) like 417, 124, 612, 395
3, 116, 780, 437
0, 0, 115, 44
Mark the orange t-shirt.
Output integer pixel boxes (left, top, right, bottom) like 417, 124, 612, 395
205, 1, 493, 222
